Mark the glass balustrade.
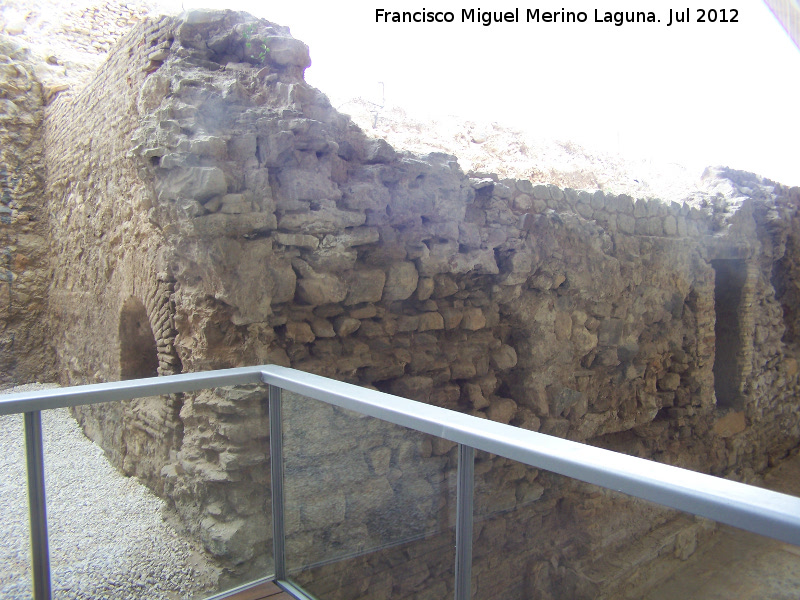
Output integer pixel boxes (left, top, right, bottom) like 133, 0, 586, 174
280, 391, 457, 600
470, 452, 800, 600
35, 383, 273, 600
3, 366, 800, 600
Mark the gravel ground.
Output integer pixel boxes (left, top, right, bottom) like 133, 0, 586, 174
0, 384, 222, 600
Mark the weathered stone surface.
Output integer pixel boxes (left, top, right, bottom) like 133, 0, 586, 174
383, 262, 419, 301
158, 166, 227, 202
293, 260, 348, 305
712, 411, 747, 437
344, 269, 385, 305
548, 386, 585, 417
491, 344, 518, 371
389, 376, 433, 402
309, 317, 336, 338
333, 316, 361, 337
278, 207, 365, 234
658, 373, 681, 391
0, 39, 55, 384
274, 232, 319, 249
263, 35, 311, 68
418, 312, 444, 331
286, 321, 314, 343
461, 307, 486, 330
487, 397, 517, 424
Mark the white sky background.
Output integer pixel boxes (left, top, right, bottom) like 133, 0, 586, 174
159, 0, 800, 185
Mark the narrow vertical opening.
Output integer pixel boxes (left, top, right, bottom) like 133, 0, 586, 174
711, 259, 746, 409
119, 297, 159, 380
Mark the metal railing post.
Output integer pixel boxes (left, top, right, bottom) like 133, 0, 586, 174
269, 385, 286, 580
454, 444, 475, 600
24, 410, 51, 600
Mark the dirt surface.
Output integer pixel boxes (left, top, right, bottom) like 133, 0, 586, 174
644, 450, 800, 600
334, 97, 713, 204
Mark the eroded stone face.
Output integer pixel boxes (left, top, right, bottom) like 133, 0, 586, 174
0, 38, 55, 385
29, 7, 800, 594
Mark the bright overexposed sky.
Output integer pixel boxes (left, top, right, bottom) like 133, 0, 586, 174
161, 0, 799, 185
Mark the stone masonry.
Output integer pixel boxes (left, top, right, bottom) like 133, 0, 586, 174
3, 8, 800, 597
0, 37, 56, 386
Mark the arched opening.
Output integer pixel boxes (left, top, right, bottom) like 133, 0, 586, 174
711, 259, 746, 409
119, 296, 159, 380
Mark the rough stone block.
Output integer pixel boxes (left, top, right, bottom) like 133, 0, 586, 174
514, 193, 533, 211
531, 184, 550, 201
548, 386, 585, 418
396, 315, 420, 332
490, 344, 518, 371
189, 136, 227, 158
220, 193, 251, 214
548, 185, 565, 202
617, 214, 636, 234
712, 411, 746, 438
576, 202, 594, 219
598, 319, 624, 346
658, 373, 681, 391
309, 318, 335, 338
487, 397, 517, 424
228, 134, 257, 161
383, 262, 419, 301
433, 274, 459, 298
263, 36, 311, 68
389, 376, 433, 402
591, 191, 606, 210
278, 207, 365, 234
418, 312, 444, 331
276, 167, 341, 204
516, 180, 534, 194
664, 215, 678, 236
461, 307, 486, 331
416, 277, 435, 301
295, 272, 348, 305
341, 181, 390, 211
572, 327, 598, 357
274, 233, 319, 249
158, 166, 227, 202
344, 269, 386, 305
440, 307, 464, 329
334, 316, 361, 337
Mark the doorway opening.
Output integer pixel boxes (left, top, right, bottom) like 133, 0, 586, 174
711, 259, 746, 409
119, 296, 159, 380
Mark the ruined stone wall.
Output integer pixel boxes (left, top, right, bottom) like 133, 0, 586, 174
0, 37, 55, 385
42, 9, 800, 594
44, 15, 184, 493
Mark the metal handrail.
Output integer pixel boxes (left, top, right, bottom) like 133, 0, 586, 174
3, 364, 800, 600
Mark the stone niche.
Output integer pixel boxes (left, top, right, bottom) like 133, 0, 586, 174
38, 9, 800, 596
710, 258, 748, 409
119, 296, 159, 379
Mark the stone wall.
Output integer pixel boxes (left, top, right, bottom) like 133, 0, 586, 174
44, 15, 184, 499
0, 37, 55, 386
41, 9, 800, 595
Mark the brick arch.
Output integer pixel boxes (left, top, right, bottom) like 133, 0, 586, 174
128, 274, 183, 378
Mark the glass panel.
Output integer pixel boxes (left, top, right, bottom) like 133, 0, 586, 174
41, 384, 272, 599
282, 392, 457, 600
0, 411, 32, 598
471, 453, 800, 600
